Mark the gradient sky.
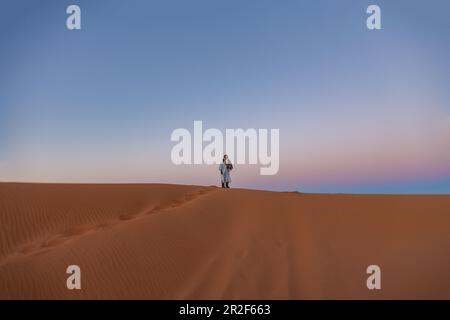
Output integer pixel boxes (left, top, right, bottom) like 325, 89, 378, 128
1, 0, 450, 193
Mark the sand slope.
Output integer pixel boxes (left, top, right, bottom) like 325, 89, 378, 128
0, 183, 450, 299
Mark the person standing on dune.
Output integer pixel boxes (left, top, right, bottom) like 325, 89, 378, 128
219, 154, 233, 188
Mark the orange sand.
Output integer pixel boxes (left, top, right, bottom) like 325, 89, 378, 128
0, 183, 449, 299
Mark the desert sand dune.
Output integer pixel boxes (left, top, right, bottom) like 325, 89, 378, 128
0, 183, 450, 299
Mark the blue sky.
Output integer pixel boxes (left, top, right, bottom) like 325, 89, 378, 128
1, 0, 449, 193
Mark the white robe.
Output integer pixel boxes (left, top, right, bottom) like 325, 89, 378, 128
219, 160, 232, 184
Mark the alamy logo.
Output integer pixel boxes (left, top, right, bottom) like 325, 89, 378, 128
366, 265, 381, 290
366, 5, 381, 30
66, 265, 81, 290
64, 5, 380, 31
66, 5, 81, 30
171, 121, 279, 175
